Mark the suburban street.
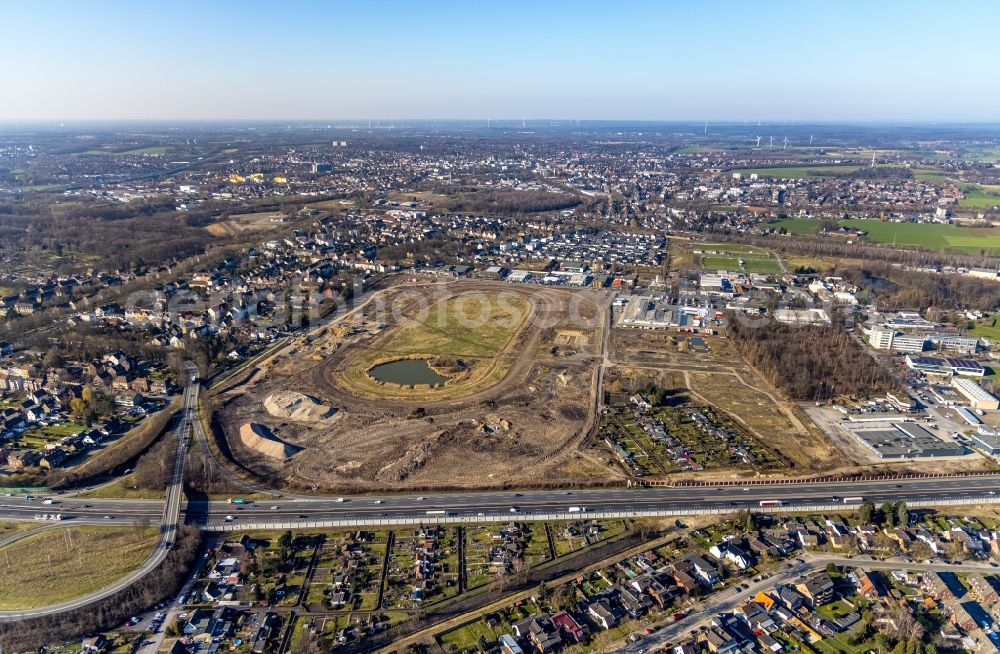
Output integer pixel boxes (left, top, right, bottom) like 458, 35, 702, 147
616, 552, 1000, 653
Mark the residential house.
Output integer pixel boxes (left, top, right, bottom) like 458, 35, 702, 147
796, 572, 835, 608
588, 598, 623, 630
967, 574, 1000, 605
550, 611, 587, 643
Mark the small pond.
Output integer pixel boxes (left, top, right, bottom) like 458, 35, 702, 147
368, 359, 450, 386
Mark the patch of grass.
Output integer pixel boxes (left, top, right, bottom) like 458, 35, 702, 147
701, 255, 742, 271
340, 291, 532, 400
0, 526, 158, 609
769, 218, 824, 235
0, 521, 38, 542
742, 258, 783, 274
969, 317, 1000, 343
79, 475, 166, 499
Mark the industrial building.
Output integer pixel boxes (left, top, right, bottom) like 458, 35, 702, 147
844, 421, 966, 459
619, 295, 710, 330
952, 377, 999, 411
971, 427, 1000, 455
905, 355, 985, 377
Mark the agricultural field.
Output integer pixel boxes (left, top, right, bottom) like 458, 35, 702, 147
771, 218, 1000, 254
0, 526, 158, 609
958, 183, 1000, 210
840, 218, 1000, 254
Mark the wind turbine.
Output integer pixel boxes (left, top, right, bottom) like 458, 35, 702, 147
783, 137, 789, 150
756, 136, 762, 147
870, 152, 876, 168
809, 135, 814, 145
704, 122, 708, 135
768, 136, 774, 149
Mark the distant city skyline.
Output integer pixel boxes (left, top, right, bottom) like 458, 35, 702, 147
3, 0, 999, 122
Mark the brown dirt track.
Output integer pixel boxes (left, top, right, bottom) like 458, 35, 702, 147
213, 280, 613, 491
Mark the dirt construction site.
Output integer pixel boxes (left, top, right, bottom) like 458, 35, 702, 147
212, 280, 615, 490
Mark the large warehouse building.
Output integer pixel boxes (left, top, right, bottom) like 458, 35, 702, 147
952, 377, 1000, 411
905, 355, 985, 377
843, 421, 966, 459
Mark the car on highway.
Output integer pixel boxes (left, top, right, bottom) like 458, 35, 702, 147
103, 515, 113, 520
373, 499, 383, 504
270, 505, 279, 510
335, 497, 345, 503
225, 515, 236, 521
509, 506, 519, 513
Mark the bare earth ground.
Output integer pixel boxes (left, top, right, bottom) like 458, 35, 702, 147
213, 281, 610, 490
605, 328, 997, 479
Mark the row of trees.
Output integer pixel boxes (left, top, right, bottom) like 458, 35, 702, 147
47, 398, 180, 489
728, 318, 898, 401
857, 500, 909, 527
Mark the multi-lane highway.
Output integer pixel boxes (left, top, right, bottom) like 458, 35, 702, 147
0, 374, 195, 620
3, 473, 999, 529
1, 356, 999, 620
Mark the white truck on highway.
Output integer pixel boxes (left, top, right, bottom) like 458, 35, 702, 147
568, 506, 587, 513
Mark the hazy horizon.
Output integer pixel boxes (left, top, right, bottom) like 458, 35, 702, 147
3, 0, 999, 122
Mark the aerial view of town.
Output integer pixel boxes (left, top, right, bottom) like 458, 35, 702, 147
2, 1, 1000, 653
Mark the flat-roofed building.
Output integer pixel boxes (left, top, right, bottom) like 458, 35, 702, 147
971, 428, 1000, 455
952, 377, 999, 411
845, 421, 966, 459
905, 355, 985, 377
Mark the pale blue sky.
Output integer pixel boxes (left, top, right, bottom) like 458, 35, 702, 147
2, 0, 998, 121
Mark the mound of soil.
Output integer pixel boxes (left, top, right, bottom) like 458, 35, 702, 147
239, 423, 304, 460
264, 391, 338, 422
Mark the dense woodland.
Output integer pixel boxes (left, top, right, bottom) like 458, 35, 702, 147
728, 317, 898, 401
432, 188, 584, 215
0, 199, 217, 272
839, 265, 1000, 311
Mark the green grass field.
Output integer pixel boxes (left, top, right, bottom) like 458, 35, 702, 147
770, 218, 1000, 254
692, 243, 783, 274
741, 258, 784, 274
339, 291, 532, 400
0, 526, 157, 609
840, 218, 1000, 253
367, 291, 530, 360
958, 184, 1000, 210
969, 317, 1000, 343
